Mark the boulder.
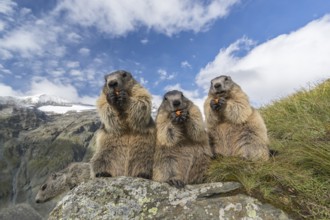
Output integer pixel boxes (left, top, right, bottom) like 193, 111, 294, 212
49, 177, 291, 220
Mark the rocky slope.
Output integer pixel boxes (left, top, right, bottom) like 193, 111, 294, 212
0, 101, 100, 217
49, 177, 291, 220
0, 95, 292, 219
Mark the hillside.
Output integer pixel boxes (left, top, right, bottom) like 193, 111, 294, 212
207, 79, 330, 219
0, 103, 100, 217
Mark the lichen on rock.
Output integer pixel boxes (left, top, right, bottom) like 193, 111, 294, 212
49, 177, 291, 220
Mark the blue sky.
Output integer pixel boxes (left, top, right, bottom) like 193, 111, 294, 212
1, 0, 330, 108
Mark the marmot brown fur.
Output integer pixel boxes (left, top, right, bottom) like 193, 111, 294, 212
91, 70, 155, 179
35, 162, 91, 203
204, 75, 269, 161
153, 90, 212, 188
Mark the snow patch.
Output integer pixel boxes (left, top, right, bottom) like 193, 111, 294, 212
38, 105, 96, 114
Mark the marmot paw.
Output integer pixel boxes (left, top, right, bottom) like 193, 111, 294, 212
167, 179, 185, 189
137, 173, 151, 179
95, 172, 112, 178
171, 109, 189, 123
106, 92, 117, 105
210, 98, 225, 111
116, 90, 128, 107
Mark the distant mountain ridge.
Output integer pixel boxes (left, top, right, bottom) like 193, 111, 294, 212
0, 94, 71, 107
0, 94, 159, 117
0, 94, 96, 114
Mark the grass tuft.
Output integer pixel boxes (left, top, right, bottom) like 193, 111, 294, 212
207, 79, 330, 219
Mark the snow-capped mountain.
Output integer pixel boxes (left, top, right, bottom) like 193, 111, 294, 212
0, 94, 161, 116
0, 94, 96, 114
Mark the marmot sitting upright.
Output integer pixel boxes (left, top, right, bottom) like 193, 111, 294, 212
204, 75, 269, 161
35, 162, 91, 203
153, 90, 212, 188
91, 70, 156, 179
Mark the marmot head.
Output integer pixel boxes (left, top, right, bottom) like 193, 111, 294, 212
209, 75, 234, 97
35, 172, 67, 203
160, 90, 191, 113
103, 70, 135, 95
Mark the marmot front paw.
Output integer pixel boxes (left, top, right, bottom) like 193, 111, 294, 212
210, 97, 226, 111
137, 173, 151, 179
95, 172, 112, 178
116, 90, 128, 107
171, 109, 189, 123
167, 178, 185, 189
106, 92, 117, 105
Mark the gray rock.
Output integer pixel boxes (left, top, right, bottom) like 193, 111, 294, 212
0, 104, 99, 217
0, 203, 42, 220
49, 177, 291, 220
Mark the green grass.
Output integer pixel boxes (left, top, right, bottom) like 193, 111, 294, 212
207, 80, 330, 219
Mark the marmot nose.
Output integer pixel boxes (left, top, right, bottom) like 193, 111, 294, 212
108, 80, 118, 88
36, 199, 41, 203
173, 100, 181, 107
214, 83, 221, 89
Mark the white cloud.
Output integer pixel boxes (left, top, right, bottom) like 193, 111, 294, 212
152, 94, 162, 108
158, 69, 174, 80
0, 64, 11, 74
0, 48, 13, 60
139, 77, 148, 86
67, 32, 82, 43
141, 38, 148, 44
66, 61, 80, 68
181, 60, 192, 69
79, 47, 90, 56
28, 77, 96, 104
56, 0, 239, 37
0, 29, 44, 57
0, 0, 17, 15
196, 15, 330, 106
0, 21, 5, 31
154, 69, 175, 86
70, 69, 83, 77
0, 16, 65, 58
50, 69, 65, 77
0, 83, 20, 96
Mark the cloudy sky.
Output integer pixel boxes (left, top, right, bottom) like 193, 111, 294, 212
1, 0, 330, 109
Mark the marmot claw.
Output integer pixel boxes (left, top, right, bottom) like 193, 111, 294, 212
167, 179, 185, 189
95, 172, 112, 178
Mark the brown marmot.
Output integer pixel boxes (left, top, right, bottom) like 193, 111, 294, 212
91, 70, 156, 179
35, 162, 91, 203
204, 75, 269, 161
153, 90, 212, 188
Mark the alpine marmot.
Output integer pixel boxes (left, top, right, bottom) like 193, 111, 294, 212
204, 75, 269, 161
91, 70, 155, 179
35, 162, 91, 203
153, 90, 212, 188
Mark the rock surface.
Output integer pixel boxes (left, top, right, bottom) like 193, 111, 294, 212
0, 203, 42, 220
49, 177, 291, 220
0, 103, 99, 217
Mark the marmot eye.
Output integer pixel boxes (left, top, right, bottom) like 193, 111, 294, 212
164, 97, 168, 101
122, 73, 127, 78
41, 184, 47, 191
224, 76, 229, 81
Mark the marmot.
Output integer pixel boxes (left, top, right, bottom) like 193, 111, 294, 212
204, 75, 269, 161
91, 70, 155, 179
35, 162, 91, 203
153, 90, 212, 188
